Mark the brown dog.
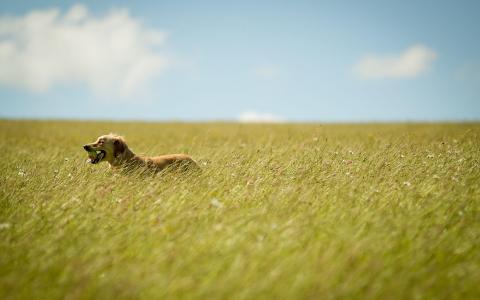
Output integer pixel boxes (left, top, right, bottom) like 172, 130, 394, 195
83, 133, 198, 173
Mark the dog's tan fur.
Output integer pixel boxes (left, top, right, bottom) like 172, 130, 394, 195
83, 134, 198, 173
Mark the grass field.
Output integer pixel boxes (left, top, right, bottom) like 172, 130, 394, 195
0, 120, 479, 299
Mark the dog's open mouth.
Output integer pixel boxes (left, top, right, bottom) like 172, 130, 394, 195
87, 150, 106, 164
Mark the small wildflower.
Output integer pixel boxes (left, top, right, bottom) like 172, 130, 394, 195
210, 198, 224, 209
0, 223, 11, 230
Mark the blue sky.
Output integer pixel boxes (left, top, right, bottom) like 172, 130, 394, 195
1, 0, 479, 122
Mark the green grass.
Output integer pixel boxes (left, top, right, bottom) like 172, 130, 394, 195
1, 120, 479, 299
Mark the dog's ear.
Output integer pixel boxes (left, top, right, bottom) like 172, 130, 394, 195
113, 138, 126, 158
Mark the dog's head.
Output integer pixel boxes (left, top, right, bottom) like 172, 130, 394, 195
83, 134, 128, 164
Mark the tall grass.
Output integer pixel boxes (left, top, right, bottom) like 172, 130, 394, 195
1, 120, 479, 299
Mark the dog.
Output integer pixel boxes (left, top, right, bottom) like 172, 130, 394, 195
83, 133, 199, 173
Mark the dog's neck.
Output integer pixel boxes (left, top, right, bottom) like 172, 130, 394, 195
110, 147, 136, 168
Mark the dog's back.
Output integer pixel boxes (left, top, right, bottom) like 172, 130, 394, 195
140, 154, 199, 172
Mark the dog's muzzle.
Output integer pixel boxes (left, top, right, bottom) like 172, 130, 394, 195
84, 145, 106, 164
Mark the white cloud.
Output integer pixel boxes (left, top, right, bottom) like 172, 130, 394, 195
0, 4, 170, 98
238, 111, 285, 123
353, 44, 437, 79
253, 64, 283, 79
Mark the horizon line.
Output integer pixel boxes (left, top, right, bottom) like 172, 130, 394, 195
1, 116, 479, 125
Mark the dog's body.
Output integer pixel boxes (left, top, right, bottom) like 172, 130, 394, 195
83, 134, 198, 173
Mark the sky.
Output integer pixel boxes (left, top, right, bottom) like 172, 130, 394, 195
1, 0, 479, 122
